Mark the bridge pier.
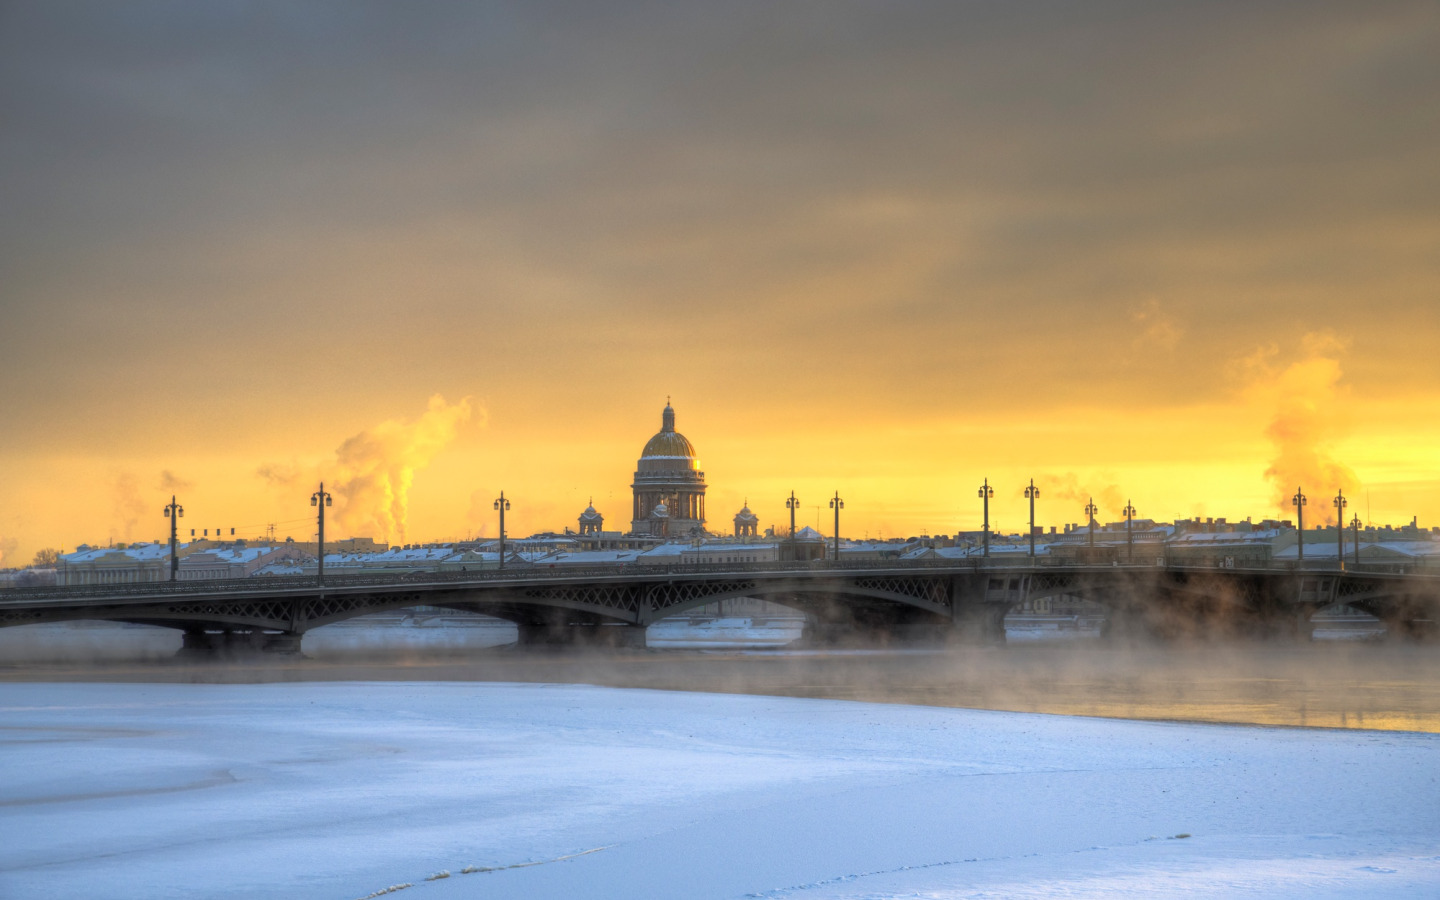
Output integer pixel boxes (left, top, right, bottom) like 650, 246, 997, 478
514, 623, 647, 649
948, 574, 1008, 645
177, 628, 216, 657
1099, 605, 1163, 643
950, 604, 1008, 645
175, 628, 305, 658
261, 632, 305, 655
795, 621, 959, 648
1291, 610, 1319, 642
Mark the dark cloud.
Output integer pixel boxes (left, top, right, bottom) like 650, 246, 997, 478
1, 1, 1438, 452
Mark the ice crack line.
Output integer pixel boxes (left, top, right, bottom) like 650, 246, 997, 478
745, 839, 1167, 898
351, 846, 611, 900
0, 769, 239, 808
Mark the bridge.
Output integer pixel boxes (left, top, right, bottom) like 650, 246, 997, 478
2, 559, 1437, 654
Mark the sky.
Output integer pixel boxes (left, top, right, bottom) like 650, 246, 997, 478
2, 1, 1438, 562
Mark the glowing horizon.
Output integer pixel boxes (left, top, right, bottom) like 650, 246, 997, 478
2, 3, 1438, 563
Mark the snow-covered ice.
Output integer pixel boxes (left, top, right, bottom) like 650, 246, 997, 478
1, 681, 1437, 899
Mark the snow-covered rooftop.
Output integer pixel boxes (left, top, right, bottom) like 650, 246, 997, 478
60, 544, 171, 563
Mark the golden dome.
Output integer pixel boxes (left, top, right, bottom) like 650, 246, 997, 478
642, 430, 696, 459
639, 402, 698, 464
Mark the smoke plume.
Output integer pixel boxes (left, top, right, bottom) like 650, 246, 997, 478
158, 470, 194, 492
1131, 298, 1183, 353
325, 395, 475, 543
465, 488, 494, 536
110, 472, 147, 543
1034, 474, 1124, 523
1243, 333, 1360, 525
256, 462, 302, 490
0, 535, 18, 567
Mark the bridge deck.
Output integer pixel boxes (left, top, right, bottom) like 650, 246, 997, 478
2, 560, 1435, 647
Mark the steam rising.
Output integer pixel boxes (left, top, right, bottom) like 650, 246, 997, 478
1035, 474, 1124, 521
465, 489, 493, 536
158, 470, 193, 492
1247, 333, 1360, 524
260, 395, 476, 544
1131, 298, 1183, 353
109, 472, 147, 544
330, 395, 474, 542
0, 535, 18, 566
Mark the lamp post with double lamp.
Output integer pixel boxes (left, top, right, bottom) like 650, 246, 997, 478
786, 491, 800, 539
162, 495, 184, 581
494, 492, 510, 570
1351, 514, 1362, 567
1334, 489, 1348, 569
978, 479, 994, 558
1024, 479, 1040, 558
829, 492, 844, 562
1085, 498, 1099, 549
1123, 500, 1137, 562
310, 483, 332, 584
1292, 487, 1307, 562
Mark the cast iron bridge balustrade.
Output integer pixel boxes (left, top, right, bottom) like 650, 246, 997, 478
1, 558, 1436, 650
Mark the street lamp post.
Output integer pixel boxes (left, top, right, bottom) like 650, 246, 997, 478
310, 483, 332, 584
162, 495, 184, 581
1024, 479, 1040, 558
978, 479, 994, 558
1123, 500, 1137, 562
786, 491, 800, 539
1084, 497, 1099, 549
494, 491, 511, 570
1350, 514, 1362, 567
1334, 489, 1347, 569
829, 491, 844, 562
1292, 487, 1307, 562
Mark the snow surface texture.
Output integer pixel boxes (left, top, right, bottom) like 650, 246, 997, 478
2, 682, 1437, 899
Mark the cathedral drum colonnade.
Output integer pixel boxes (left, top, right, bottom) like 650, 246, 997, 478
631, 402, 707, 537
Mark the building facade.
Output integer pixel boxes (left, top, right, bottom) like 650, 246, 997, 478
57, 544, 173, 586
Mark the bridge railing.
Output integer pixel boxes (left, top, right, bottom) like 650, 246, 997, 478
4, 558, 982, 602
1, 555, 1432, 605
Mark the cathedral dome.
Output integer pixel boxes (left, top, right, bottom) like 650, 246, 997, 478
638, 402, 698, 469
631, 400, 707, 537
641, 430, 696, 459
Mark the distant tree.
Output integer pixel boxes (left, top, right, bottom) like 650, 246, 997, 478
31, 547, 60, 567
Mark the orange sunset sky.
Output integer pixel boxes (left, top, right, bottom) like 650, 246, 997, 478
2, 2, 1439, 563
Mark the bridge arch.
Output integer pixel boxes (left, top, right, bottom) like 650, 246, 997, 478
1016, 570, 1289, 641
635, 574, 953, 626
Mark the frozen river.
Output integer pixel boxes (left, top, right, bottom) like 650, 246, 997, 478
3, 619, 1439, 733
2, 681, 1437, 899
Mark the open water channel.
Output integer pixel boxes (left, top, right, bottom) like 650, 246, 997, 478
3, 614, 1438, 733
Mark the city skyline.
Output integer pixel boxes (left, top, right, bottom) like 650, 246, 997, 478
14, 394, 1424, 559
3, 2, 1439, 563
0, 387, 1431, 560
